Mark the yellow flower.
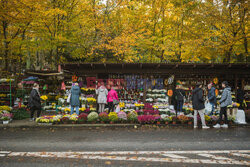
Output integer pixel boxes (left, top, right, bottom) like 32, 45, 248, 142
40, 95, 48, 101
79, 107, 86, 111
64, 108, 70, 112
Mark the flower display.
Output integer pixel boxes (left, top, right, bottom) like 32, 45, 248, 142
0, 106, 12, 112
108, 112, 118, 122
117, 111, 127, 121
87, 97, 97, 104
99, 112, 109, 122
127, 111, 138, 122
0, 113, 13, 120
205, 115, 211, 122
79, 107, 86, 112
143, 109, 159, 115
138, 115, 156, 124
119, 102, 125, 108
64, 108, 71, 112
78, 113, 88, 122
177, 115, 189, 124
40, 95, 48, 101
70, 113, 78, 121
87, 112, 98, 122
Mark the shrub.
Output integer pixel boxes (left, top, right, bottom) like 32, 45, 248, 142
99, 112, 109, 122
138, 115, 156, 124
78, 113, 88, 122
127, 111, 138, 122
87, 112, 99, 122
108, 112, 118, 122
117, 111, 127, 121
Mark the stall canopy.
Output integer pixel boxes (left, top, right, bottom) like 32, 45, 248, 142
61, 63, 250, 76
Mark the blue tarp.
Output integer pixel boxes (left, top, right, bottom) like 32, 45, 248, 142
23, 76, 38, 81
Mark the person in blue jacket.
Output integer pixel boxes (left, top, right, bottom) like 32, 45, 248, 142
70, 83, 81, 115
213, 81, 232, 128
207, 83, 216, 115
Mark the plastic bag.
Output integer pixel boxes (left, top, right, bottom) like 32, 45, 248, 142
67, 94, 71, 103
115, 105, 120, 113
205, 101, 212, 115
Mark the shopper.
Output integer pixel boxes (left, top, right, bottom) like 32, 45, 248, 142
236, 86, 245, 110
96, 84, 108, 113
28, 83, 41, 121
192, 82, 210, 129
213, 81, 232, 128
70, 83, 81, 115
107, 87, 119, 113
175, 83, 185, 113
207, 83, 216, 115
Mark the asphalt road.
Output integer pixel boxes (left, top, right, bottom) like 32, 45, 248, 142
0, 126, 249, 167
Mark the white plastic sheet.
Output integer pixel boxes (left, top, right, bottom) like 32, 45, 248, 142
235, 109, 247, 124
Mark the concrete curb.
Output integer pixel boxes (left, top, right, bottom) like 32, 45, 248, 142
0, 123, 249, 129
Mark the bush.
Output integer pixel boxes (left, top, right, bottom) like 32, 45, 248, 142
127, 111, 138, 122
117, 111, 127, 121
78, 113, 88, 122
138, 115, 156, 124
87, 112, 98, 122
108, 112, 118, 122
99, 112, 109, 122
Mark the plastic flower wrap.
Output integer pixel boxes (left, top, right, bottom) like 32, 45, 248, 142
87, 112, 98, 122
99, 112, 109, 122
108, 112, 118, 122
40, 95, 48, 101
117, 111, 127, 121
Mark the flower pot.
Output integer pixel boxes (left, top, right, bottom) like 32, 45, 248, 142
157, 121, 161, 125
3, 120, 9, 124
172, 121, 176, 125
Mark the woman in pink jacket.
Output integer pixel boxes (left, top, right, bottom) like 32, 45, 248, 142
107, 87, 119, 113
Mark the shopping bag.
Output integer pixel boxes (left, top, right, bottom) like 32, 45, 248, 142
67, 94, 71, 103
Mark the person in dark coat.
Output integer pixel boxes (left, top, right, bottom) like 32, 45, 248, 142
28, 83, 41, 121
236, 86, 245, 110
174, 83, 185, 113
70, 83, 81, 115
192, 82, 209, 129
207, 83, 216, 115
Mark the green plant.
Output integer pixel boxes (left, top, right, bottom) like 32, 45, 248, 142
127, 111, 138, 122
99, 112, 109, 122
